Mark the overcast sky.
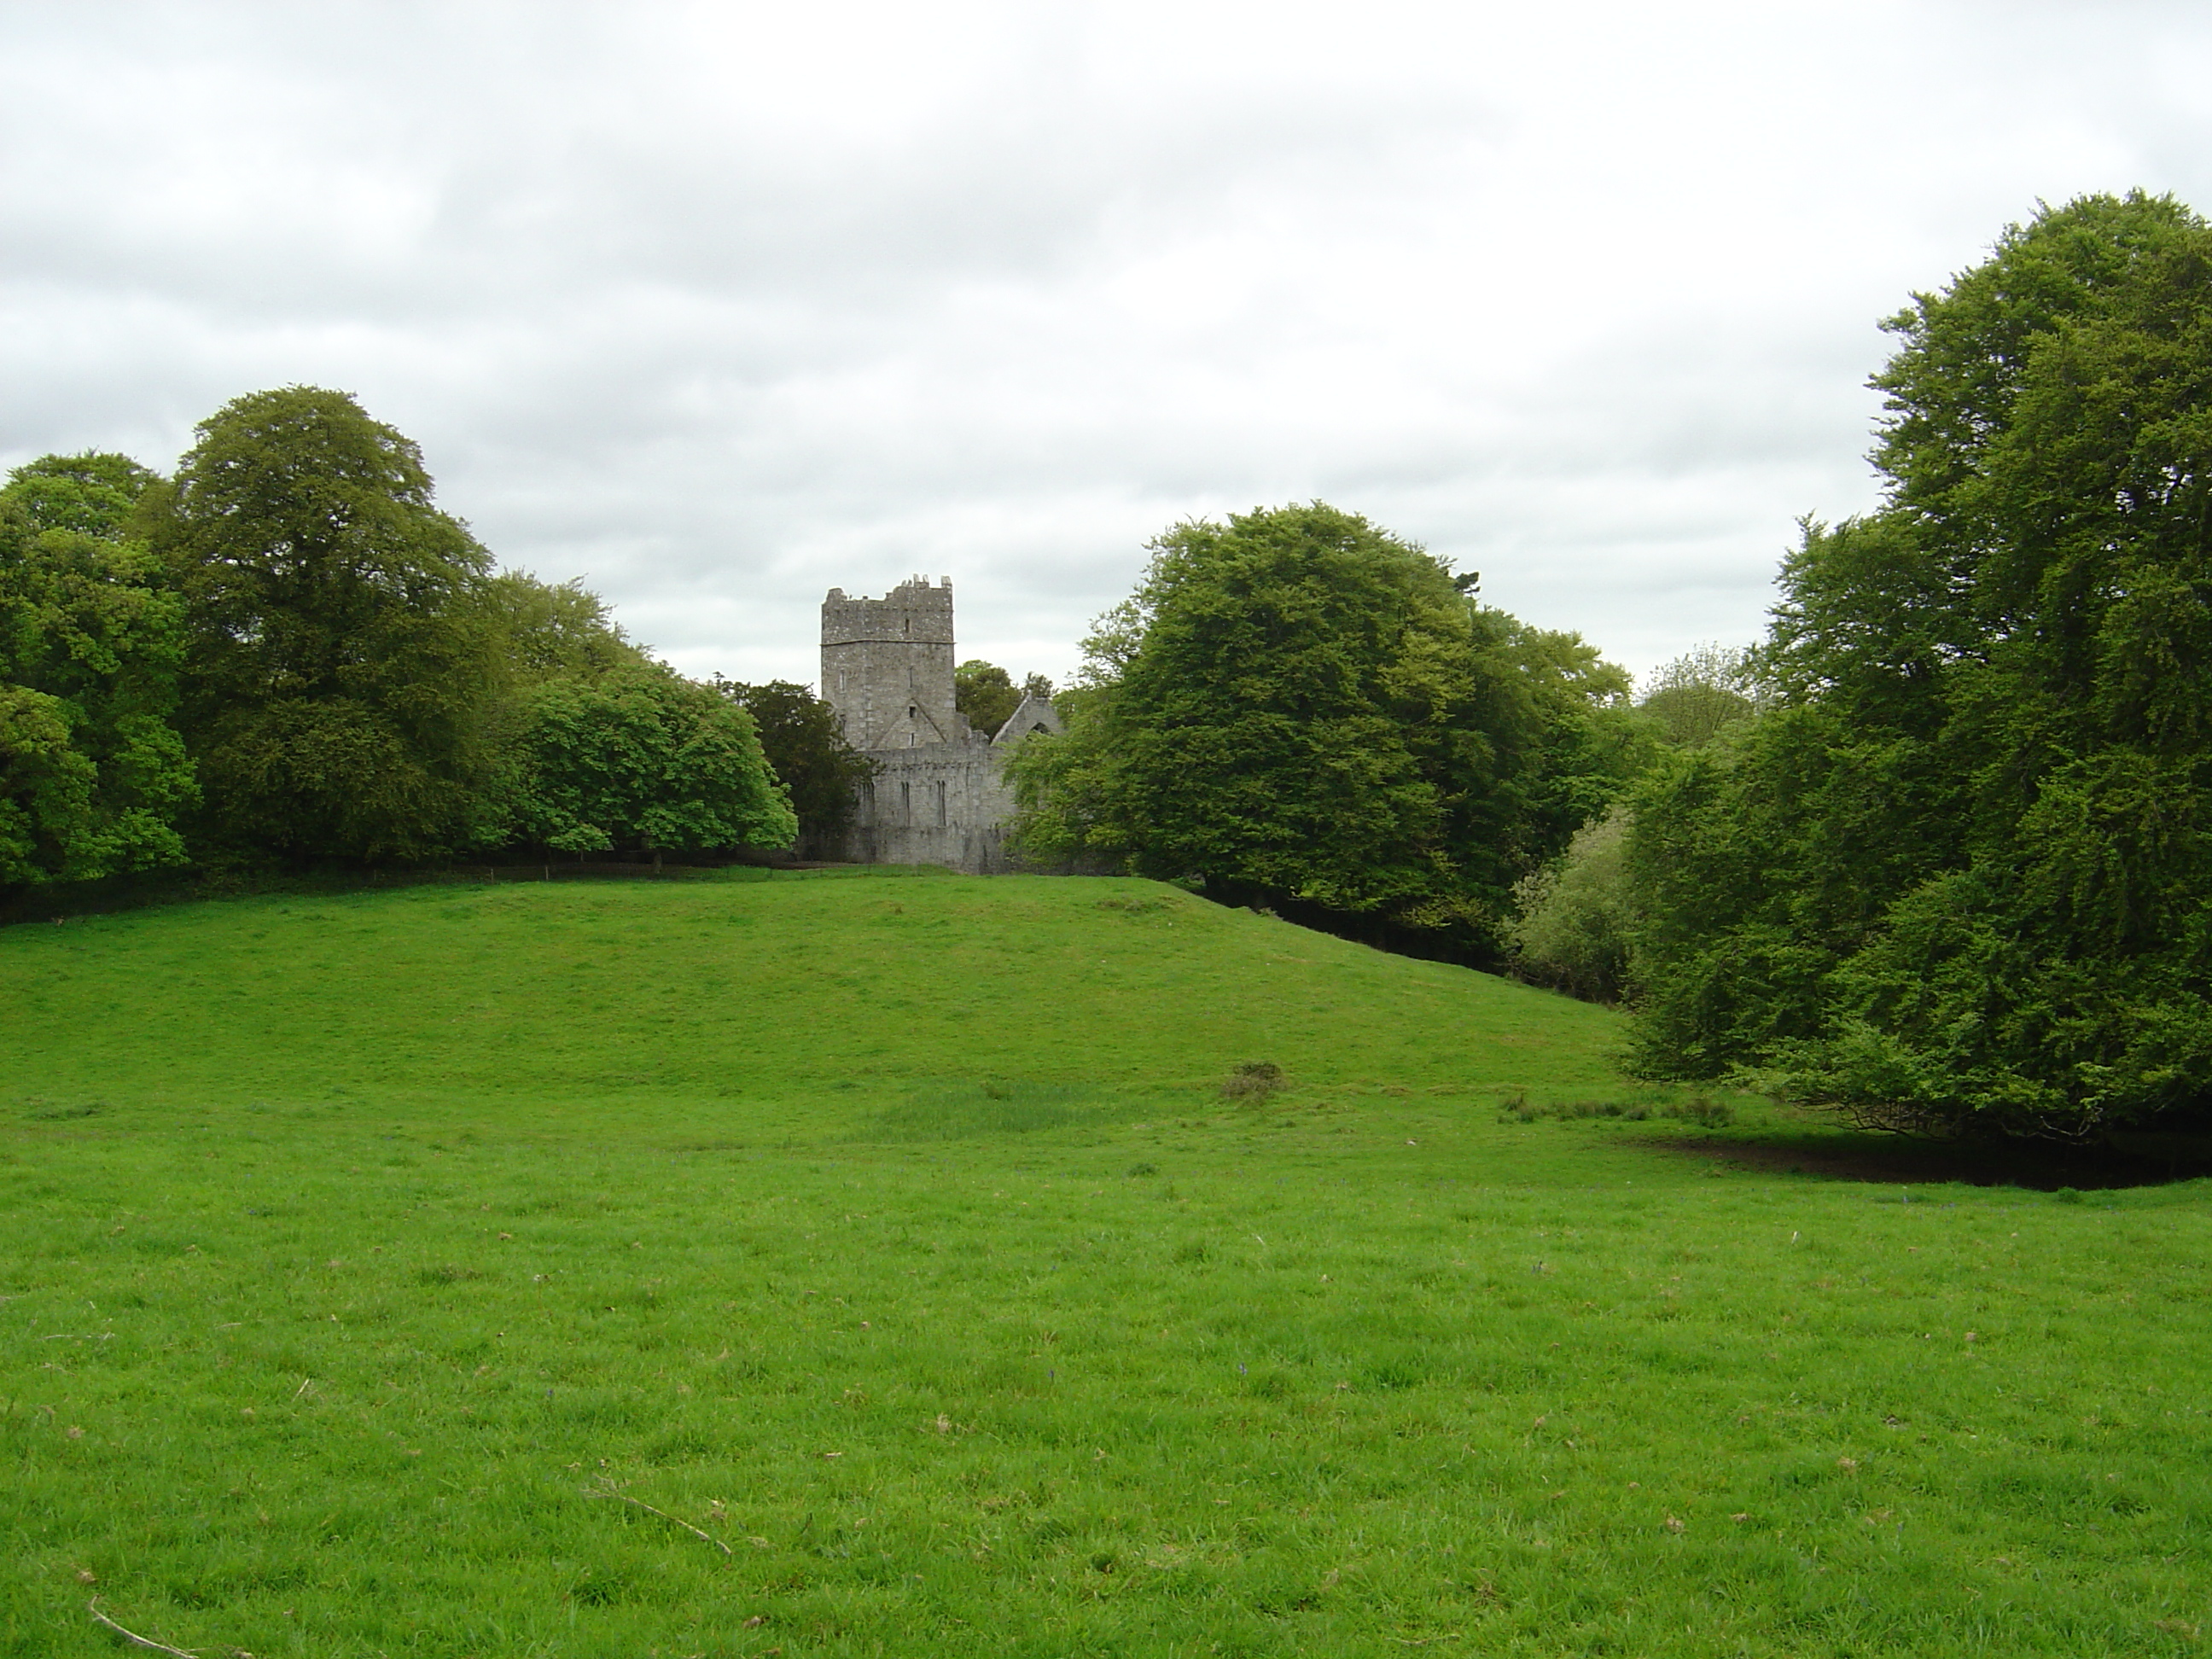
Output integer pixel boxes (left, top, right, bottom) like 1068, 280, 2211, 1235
6, 2, 2210, 689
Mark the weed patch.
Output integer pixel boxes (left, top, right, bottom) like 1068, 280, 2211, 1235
1499, 1089, 1736, 1127
1221, 1060, 1286, 1102
17, 1099, 101, 1121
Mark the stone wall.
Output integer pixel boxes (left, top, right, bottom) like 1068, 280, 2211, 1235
844, 738, 1017, 872
836, 696, 1064, 872
818, 572, 1065, 876
819, 576, 961, 750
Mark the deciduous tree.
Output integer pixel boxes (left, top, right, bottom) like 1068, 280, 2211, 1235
1508, 806, 1633, 1002
485, 573, 649, 685
713, 678, 876, 852
1013, 503, 1637, 958
145, 387, 504, 863
0, 455, 195, 886
493, 667, 796, 861
1638, 643, 1762, 749
1627, 193, 2212, 1138
954, 660, 1022, 737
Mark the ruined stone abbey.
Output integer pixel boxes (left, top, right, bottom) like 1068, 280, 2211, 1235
820, 576, 1060, 873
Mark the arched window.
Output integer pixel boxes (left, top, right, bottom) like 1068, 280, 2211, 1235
900, 781, 911, 821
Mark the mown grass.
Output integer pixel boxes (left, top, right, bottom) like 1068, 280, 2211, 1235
3, 872, 2208, 1656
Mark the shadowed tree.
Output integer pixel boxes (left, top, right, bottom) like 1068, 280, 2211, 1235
954, 659, 1022, 737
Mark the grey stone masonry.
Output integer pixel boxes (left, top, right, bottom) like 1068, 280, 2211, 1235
820, 575, 960, 750
818, 579, 1061, 873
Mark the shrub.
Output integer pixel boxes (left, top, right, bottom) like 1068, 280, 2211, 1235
1508, 806, 1633, 1003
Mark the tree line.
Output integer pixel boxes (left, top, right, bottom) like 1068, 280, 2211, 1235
1501, 191, 2212, 1142
1005, 191, 2212, 1143
0, 387, 875, 883
14, 191, 2203, 1143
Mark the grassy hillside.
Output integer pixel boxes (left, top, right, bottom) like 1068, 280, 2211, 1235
3, 870, 1624, 1110
3, 873, 2209, 1657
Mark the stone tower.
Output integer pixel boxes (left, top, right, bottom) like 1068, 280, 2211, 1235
819, 575, 961, 749
817, 575, 1062, 873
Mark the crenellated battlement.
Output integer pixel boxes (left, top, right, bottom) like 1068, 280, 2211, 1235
819, 576, 960, 751
820, 576, 955, 649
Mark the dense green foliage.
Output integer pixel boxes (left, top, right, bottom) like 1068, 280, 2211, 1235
485, 571, 649, 685
0, 456, 195, 885
1012, 504, 1635, 959
716, 678, 876, 851
0, 389, 796, 885
1506, 646, 1761, 1001
1637, 643, 1762, 749
1627, 193, 2212, 1138
5, 876, 2208, 1656
954, 657, 1023, 736
490, 667, 795, 859
1507, 806, 1633, 1003
144, 387, 507, 863
956, 661, 1056, 737
3, 452, 160, 536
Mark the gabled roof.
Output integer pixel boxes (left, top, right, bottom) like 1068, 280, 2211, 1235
991, 694, 1063, 747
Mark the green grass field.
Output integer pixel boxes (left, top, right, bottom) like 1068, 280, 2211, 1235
4, 871, 2208, 1657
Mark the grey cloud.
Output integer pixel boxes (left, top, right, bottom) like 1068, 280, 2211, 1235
7, 0, 2212, 696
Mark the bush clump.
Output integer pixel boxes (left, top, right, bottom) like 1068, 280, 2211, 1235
1508, 806, 1633, 1003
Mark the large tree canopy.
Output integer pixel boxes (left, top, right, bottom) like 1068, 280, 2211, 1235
0, 455, 195, 886
1012, 503, 1634, 958
492, 667, 796, 860
8, 452, 163, 538
1627, 192, 2212, 1138
953, 660, 1022, 738
713, 678, 876, 853
484, 572, 649, 686
4, 392, 805, 883
145, 387, 504, 862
